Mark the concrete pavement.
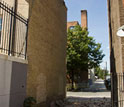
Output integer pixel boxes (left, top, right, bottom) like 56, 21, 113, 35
67, 79, 111, 98
65, 79, 111, 107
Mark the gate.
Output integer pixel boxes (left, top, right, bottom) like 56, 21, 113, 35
0, 1, 28, 59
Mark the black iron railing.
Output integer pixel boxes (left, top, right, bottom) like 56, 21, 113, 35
112, 73, 124, 107
0, 1, 28, 59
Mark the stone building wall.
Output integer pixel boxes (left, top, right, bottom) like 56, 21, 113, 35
108, 0, 122, 74
119, 0, 124, 73
108, 0, 124, 73
17, 0, 29, 18
26, 0, 67, 106
108, 0, 124, 106
108, 0, 124, 75
3, 0, 14, 6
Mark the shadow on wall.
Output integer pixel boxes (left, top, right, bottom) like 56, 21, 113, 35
110, 47, 118, 107
108, 0, 118, 106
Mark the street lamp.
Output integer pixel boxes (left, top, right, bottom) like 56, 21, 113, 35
117, 25, 124, 37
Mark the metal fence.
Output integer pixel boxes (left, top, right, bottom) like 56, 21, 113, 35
112, 73, 124, 107
0, 1, 28, 59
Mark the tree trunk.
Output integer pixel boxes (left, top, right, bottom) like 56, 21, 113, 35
71, 70, 74, 90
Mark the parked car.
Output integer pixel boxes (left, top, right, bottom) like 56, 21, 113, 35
104, 78, 111, 90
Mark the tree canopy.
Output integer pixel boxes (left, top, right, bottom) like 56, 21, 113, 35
67, 25, 105, 72
95, 66, 109, 79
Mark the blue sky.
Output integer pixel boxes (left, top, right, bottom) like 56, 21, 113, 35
65, 0, 110, 70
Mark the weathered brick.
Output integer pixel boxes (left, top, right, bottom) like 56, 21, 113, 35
26, 0, 67, 106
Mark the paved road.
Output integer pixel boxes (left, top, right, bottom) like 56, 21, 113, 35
65, 79, 111, 107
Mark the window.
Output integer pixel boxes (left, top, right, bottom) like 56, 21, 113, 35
69, 26, 75, 30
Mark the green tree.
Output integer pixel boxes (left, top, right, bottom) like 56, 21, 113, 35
95, 66, 109, 79
67, 25, 105, 89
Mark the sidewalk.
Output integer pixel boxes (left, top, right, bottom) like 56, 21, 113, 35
65, 79, 111, 107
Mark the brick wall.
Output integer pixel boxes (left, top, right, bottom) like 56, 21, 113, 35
67, 10, 88, 29
26, 0, 67, 106
119, 0, 124, 73
109, 0, 124, 73
67, 21, 79, 29
109, 0, 122, 73
81, 10, 88, 28
108, 0, 124, 106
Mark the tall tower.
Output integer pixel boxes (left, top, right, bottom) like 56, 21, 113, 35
81, 10, 88, 29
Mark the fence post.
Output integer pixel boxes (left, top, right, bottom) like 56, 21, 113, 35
25, 20, 28, 59
11, 0, 18, 56
8, 7, 13, 55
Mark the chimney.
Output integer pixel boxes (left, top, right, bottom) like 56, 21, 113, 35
81, 10, 88, 29
123, 0, 124, 7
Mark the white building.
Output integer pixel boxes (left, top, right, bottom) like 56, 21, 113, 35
3, 0, 29, 18
0, 0, 29, 107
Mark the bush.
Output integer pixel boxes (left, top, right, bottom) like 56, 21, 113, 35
23, 97, 36, 107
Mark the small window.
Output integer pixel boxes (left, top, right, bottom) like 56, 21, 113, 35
69, 26, 75, 30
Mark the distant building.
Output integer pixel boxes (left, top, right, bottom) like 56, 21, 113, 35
67, 10, 88, 29
67, 21, 79, 29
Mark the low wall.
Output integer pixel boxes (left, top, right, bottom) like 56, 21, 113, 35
0, 54, 28, 107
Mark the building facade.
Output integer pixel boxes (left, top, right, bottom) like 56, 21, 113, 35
26, 0, 67, 106
108, 0, 124, 106
3, 0, 29, 18
67, 21, 79, 29
67, 10, 88, 29
0, 0, 28, 107
0, 0, 67, 107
